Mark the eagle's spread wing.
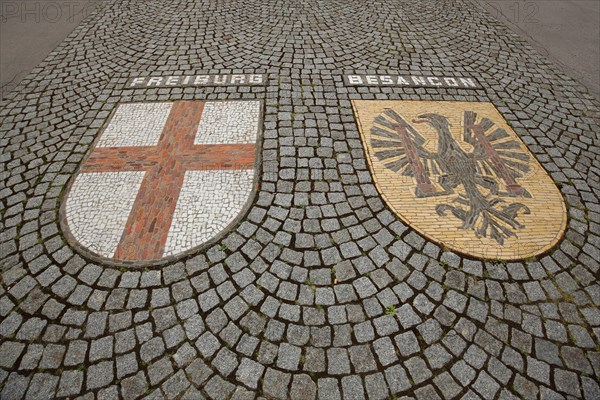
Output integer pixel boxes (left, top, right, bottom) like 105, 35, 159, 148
463, 111, 531, 180
370, 109, 441, 178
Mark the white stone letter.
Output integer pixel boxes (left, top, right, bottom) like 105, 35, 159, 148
366, 75, 378, 85
460, 78, 477, 87
444, 78, 459, 87
411, 76, 427, 86
194, 75, 209, 85
213, 75, 228, 85
347, 75, 363, 85
147, 77, 163, 86
165, 76, 179, 86
130, 77, 145, 87
249, 74, 263, 84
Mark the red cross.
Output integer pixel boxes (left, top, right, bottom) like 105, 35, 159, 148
82, 101, 256, 261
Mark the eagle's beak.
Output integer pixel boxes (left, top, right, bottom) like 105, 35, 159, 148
412, 118, 428, 124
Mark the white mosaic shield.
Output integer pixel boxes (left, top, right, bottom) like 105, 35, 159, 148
62, 100, 261, 263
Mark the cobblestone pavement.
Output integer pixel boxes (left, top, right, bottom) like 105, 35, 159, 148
1, 0, 599, 399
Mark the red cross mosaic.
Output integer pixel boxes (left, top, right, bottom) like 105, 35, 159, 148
64, 100, 260, 262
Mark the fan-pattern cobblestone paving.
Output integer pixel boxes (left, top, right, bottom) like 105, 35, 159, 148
0, 0, 599, 399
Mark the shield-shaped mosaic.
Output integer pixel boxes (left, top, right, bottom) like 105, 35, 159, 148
352, 100, 567, 260
62, 100, 261, 263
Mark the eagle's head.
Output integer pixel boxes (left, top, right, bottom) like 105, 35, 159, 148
412, 113, 451, 131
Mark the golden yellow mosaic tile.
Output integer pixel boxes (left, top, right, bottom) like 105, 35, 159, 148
352, 100, 567, 260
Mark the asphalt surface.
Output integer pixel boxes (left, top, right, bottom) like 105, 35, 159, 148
0, 0, 104, 100
476, 0, 600, 99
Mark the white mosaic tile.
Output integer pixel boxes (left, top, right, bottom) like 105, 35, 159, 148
195, 100, 260, 144
97, 103, 172, 147
163, 169, 254, 256
66, 171, 145, 258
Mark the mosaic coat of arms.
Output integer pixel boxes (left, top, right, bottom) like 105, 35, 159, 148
61, 100, 261, 263
352, 101, 566, 260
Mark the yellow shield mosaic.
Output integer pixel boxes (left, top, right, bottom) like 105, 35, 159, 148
352, 100, 567, 260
